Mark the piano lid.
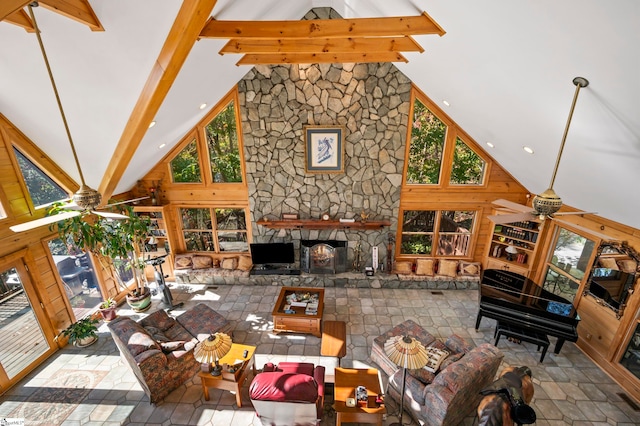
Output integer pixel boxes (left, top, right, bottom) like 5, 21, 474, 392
480, 269, 579, 319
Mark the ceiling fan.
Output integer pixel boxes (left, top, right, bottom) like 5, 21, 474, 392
10, 3, 144, 233
488, 77, 594, 225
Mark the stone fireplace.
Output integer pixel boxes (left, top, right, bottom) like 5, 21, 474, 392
301, 240, 347, 274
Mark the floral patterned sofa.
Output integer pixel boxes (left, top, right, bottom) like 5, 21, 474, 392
371, 319, 503, 426
107, 303, 232, 403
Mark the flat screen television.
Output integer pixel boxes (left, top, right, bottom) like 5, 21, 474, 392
250, 242, 295, 266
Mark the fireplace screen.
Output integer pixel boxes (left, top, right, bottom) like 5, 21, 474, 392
301, 240, 347, 274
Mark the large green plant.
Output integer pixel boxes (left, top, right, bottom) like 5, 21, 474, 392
50, 204, 151, 295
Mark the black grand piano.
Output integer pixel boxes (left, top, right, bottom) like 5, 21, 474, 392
476, 269, 580, 354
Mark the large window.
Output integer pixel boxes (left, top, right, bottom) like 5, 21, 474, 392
14, 147, 68, 207
180, 207, 248, 252
400, 210, 476, 257
205, 100, 242, 183
541, 227, 595, 302
450, 137, 486, 185
170, 138, 202, 183
406, 99, 447, 184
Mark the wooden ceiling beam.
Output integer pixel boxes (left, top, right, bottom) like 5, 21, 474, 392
0, 0, 31, 21
236, 51, 408, 66
40, 0, 103, 31
4, 8, 35, 32
220, 35, 424, 55
98, 0, 218, 203
201, 11, 445, 39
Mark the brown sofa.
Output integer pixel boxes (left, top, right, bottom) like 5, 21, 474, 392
371, 319, 503, 426
107, 303, 232, 403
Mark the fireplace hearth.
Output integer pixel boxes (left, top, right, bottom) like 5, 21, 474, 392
301, 240, 347, 274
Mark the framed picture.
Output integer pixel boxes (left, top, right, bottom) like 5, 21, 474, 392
304, 126, 345, 173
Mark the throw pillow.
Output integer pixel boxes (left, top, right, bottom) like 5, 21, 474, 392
408, 367, 436, 385
160, 341, 186, 353
598, 257, 619, 270
174, 254, 193, 270
221, 257, 238, 270
394, 261, 413, 274
437, 259, 458, 277
143, 326, 169, 342
192, 255, 213, 269
458, 261, 481, 277
424, 346, 450, 373
617, 259, 637, 273
415, 259, 435, 276
237, 255, 253, 271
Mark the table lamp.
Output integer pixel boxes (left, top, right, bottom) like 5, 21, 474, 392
194, 332, 232, 376
384, 335, 428, 426
505, 245, 518, 261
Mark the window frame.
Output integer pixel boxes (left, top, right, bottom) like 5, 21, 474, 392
398, 208, 478, 258
177, 206, 250, 254
403, 87, 491, 189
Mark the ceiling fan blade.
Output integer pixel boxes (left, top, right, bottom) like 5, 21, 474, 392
93, 211, 129, 220
488, 212, 535, 225
553, 211, 598, 216
10, 211, 82, 232
492, 199, 532, 213
106, 196, 150, 207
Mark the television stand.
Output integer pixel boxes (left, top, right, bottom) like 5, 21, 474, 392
250, 264, 301, 276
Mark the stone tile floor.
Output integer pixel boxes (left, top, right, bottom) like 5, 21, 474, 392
1, 282, 640, 425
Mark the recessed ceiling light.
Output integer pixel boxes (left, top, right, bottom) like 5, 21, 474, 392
158, 143, 166, 149
442, 100, 450, 107
148, 121, 156, 128
486, 142, 495, 148
523, 146, 534, 154
199, 103, 207, 110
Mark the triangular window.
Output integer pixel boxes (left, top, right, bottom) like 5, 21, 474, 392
450, 137, 486, 185
170, 138, 202, 183
406, 98, 447, 184
14, 147, 68, 208
204, 100, 242, 183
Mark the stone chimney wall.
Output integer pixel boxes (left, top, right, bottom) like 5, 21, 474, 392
238, 61, 410, 268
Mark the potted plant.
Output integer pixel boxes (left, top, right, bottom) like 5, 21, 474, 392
52, 205, 153, 312
98, 298, 117, 321
61, 317, 99, 347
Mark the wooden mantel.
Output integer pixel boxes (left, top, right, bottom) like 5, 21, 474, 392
257, 218, 390, 230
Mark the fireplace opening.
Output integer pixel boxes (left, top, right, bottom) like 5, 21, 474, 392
301, 240, 347, 274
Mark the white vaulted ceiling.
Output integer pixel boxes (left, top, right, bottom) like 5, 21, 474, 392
1, 0, 639, 227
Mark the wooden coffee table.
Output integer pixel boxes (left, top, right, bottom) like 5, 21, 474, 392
272, 287, 324, 337
333, 367, 386, 426
199, 343, 256, 407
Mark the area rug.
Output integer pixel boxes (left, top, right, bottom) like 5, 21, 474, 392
9, 369, 107, 425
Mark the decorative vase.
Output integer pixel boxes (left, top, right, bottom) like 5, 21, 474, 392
99, 306, 117, 322
126, 287, 152, 312
76, 335, 98, 348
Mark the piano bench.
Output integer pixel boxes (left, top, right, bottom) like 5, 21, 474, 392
494, 322, 550, 363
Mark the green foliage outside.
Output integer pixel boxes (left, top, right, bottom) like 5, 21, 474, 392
450, 138, 486, 184
406, 99, 446, 184
14, 148, 68, 207
171, 139, 202, 183
205, 101, 242, 183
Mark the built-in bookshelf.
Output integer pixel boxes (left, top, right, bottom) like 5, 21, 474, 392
484, 219, 541, 277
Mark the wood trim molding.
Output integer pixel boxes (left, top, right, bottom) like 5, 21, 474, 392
236, 52, 408, 65
40, 0, 103, 31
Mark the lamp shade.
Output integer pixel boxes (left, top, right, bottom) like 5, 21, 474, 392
194, 332, 232, 364
384, 335, 429, 370
505, 245, 519, 254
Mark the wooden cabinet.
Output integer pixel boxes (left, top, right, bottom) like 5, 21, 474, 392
484, 219, 541, 277
133, 206, 173, 279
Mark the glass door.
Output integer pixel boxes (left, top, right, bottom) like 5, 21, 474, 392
0, 262, 53, 390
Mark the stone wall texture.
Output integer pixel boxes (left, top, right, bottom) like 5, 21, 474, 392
238, 60, 410, 269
